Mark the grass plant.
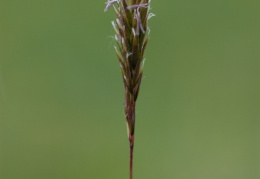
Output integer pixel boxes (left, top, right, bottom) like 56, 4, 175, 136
104, 1, 154, 178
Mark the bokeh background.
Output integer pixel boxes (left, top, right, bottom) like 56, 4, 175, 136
0, 0, 260, 179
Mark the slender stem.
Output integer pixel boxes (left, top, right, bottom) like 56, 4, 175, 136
129, 136, 134, 179
125, 89, 136, 179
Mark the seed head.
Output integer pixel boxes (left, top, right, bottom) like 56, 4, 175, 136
104, 1, 154, 177
104, 0, 154, 136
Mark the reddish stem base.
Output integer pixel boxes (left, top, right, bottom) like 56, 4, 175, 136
129, 135, 134, 179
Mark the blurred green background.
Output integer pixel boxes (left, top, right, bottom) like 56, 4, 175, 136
0, 0, 260, 179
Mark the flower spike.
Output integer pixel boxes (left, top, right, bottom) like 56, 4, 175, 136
104, 1, 154, 178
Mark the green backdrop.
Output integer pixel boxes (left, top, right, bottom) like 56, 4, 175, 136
0, 0, 259, 179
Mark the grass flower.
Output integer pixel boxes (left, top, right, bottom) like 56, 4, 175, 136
104, 1, 154, 178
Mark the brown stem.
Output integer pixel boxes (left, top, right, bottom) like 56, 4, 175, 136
125, 90, 136, 179
129, 135, 134, 179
